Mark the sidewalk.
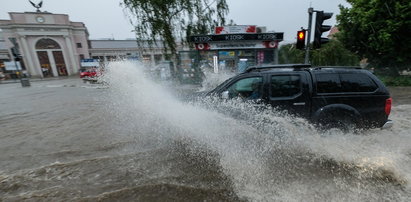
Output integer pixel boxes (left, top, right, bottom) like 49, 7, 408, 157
0, 76, 78, 84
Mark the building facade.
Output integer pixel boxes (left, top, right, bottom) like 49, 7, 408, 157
0, 11, 90, 78
89, 40, 168, 66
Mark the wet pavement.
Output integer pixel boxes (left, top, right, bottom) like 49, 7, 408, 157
1, 63, 410, 201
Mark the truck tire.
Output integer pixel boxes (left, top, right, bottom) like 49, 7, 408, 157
319, 114, 358, 133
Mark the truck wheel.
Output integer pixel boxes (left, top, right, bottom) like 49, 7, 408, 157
320, 115, 357, 133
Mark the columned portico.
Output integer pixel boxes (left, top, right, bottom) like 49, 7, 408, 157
0, 11, 90, 77
64, 35, 78, 75
19, 36, 39, 76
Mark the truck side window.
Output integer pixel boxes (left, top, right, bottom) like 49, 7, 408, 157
226, 77, 263, 99
340, 73, 378, 92
316, 73, 340, 93
270, 75, 301, 97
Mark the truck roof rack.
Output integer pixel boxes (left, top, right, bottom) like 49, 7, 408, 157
244, 64, 312, 73
314, 66, 363, 70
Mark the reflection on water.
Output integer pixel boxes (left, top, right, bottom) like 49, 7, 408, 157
0, 61, 410, 201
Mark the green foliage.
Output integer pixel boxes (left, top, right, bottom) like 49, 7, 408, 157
337, 0, 411, 73
310, 40, 360, 66
279, 40, 360, 66
278, 44, 305, 64
121, 0, 229, 56
376, 75, 411, 86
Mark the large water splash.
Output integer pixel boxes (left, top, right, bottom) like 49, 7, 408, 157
102, 61, 411, 201
199, 69, 236, 91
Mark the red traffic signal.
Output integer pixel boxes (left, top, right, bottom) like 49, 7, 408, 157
296, 30, 306, 50
298, 31, 305, 40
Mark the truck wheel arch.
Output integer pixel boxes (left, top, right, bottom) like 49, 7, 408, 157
312, 104, 362, 129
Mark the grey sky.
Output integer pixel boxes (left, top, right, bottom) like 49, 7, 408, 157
1, 0, 350, 44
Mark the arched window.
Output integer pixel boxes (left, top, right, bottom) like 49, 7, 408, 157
35, 38, 61, 49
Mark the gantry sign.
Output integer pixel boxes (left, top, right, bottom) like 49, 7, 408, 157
189, 32, 284, 50
190, 33, 284, 42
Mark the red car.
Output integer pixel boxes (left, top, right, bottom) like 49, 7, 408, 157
80, 69, 99, 78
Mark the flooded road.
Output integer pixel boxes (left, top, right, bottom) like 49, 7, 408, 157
1, 61, 410, 201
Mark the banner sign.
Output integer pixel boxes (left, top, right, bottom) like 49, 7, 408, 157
81, 59, 99, 62
4, 61, 21, 71
215, 25, 257, 34
212, 42, 265, 50
81, 59, 100, 67
189, 33, 284, 43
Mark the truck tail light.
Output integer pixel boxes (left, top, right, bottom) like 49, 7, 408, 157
385, 98, 392, 116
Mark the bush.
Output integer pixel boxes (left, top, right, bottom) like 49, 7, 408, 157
376, 75, 411, 86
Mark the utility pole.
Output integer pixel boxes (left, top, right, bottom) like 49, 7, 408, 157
304, 7, 313, 64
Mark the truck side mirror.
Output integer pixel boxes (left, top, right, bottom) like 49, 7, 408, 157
221, 91, 229, 99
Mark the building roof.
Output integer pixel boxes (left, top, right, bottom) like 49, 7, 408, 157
328, 27, 339, 38
90, 40, 164, 49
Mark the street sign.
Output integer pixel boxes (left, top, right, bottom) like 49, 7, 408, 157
4, 61, 21, 71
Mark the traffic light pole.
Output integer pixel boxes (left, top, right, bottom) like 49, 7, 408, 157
304, 7, 313, 64
9, 38, 30, 87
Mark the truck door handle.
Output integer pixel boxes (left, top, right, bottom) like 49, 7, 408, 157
293, 102, 306, 106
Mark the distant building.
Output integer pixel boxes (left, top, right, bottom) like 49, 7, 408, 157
0, 7, 181, 79
89, 40, 168, 66
327, 26, 339, 39
0, 11, 90, 78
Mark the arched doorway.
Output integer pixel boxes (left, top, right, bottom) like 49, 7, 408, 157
36, 38, 68, 77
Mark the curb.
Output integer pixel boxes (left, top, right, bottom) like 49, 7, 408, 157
0, 76, 79, 85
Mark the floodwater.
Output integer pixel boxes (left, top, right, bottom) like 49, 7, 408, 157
0, 61, 410, 201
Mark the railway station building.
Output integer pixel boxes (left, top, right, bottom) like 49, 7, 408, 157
0, 10, 170, 79
0, 11, 90, 78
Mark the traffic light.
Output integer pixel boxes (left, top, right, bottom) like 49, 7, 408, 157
313, 11, 333, 49
10, 47, 19, 57
10, 47, 22, 61
296, 30, 306, 50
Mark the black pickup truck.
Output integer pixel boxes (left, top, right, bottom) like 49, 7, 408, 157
206, 64, 393, 130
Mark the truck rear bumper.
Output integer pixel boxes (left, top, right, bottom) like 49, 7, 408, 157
382, 120, 393, 129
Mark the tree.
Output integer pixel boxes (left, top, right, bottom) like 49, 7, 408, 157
278, 44, 305, 64
310, 39, 360, 66
337, 0, 411, 74
278, 40, 360, 66
121, 0, 229, 56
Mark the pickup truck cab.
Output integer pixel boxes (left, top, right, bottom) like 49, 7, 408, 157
207, 64, 393, 130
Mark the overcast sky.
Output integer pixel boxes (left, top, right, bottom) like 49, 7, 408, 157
1, 0, 350, 44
